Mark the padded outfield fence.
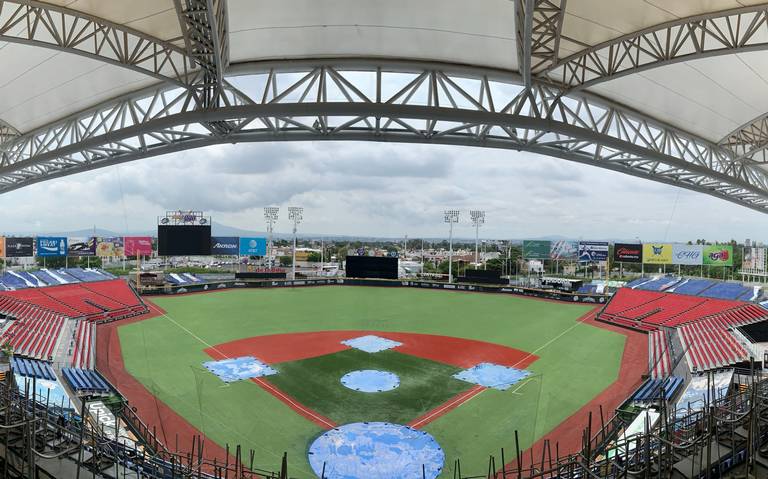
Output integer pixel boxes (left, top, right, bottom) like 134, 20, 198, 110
138, 276, 610, 305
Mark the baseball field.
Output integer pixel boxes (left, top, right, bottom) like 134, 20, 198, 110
102, 286, 635, 477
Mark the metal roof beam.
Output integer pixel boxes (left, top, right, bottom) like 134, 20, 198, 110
544, 4, 768, 91
1, 60, 766, 213
720, 112, 768, 163
515, 0, 567, 88
173, 0, 230, 108
0, 0, 196, 87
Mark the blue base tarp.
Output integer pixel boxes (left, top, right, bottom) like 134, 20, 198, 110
203, 356, 277, 383
308, 422, 444, 479
453, 363, 531, 391
341, 335, 402, 353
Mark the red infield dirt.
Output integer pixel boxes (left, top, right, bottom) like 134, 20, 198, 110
205, 330, 538, 369
504, 308, 648, 474
205, 330, 538, 431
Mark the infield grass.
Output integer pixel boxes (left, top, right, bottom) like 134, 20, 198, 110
117, 286, 625, 477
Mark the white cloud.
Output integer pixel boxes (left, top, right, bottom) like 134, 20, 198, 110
0, 140, 764, 242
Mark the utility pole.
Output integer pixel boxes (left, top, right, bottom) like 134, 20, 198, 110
444, 210, 460, 283
288, 207, 303, 280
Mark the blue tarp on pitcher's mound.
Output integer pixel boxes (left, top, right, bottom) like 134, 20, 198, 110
308, 422, 444, 479
341, 370, 400, 393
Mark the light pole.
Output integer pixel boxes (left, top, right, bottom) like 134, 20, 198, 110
444, 210, 460, 283
470, 210, 485, 269
264, 207, 279, 268
289, 207, 303, 280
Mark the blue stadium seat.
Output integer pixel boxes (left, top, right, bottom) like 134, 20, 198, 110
699, 282, 752, 300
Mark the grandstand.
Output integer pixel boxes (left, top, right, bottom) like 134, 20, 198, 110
600, 286, 768, 373
625, 275, 758, 301
0, 279, 146, 364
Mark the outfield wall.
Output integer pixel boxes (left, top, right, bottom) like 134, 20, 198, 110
138, 278, 609, 304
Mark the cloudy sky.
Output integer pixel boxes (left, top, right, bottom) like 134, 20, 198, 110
0, 140, 763, 242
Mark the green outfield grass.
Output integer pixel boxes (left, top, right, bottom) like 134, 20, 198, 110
117, 287, 626, 477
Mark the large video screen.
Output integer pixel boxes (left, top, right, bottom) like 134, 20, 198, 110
345, 256, 398, 279
158, 225, 212, 256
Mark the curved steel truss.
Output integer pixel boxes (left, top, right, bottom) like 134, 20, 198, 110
0, 0, 195, 86
1, 59, 767, 212
545, 4, 768, 90
720, 112, 768, 163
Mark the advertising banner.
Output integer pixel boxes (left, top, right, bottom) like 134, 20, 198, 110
68, 237, 96, 257
36, 237, 67, 257
4, 237, 34, 257
703, 244, 733, 266
549, 240, 578, 260
522, 240, 551, 260
643, 243, 673, 264
578, 241, 609, 263
613, 243, 642, 263
743, 247, 767, 271
211, 236, 240, 255
124, 236, 153, 257
0, 237, 4, 258
672, 244, 703, 265
239, 237, 267, 256
96, 237, 124, 257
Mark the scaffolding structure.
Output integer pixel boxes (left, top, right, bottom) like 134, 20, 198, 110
4, 363, 768, 478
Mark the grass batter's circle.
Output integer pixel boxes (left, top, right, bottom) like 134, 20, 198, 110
340, 370, 400, 392
308, 422, 444, 479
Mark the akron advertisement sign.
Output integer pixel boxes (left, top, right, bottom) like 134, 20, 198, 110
36, 237, 67, 257
613, 243, 642, 263
522, 240, 550, 260
703, 244, 733, 266
643, 243, 673, 264
578, 241, 609, 263
211, 236, 239, 255
672, 244, 703, 265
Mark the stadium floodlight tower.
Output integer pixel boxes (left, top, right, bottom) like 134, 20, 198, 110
444, 210, 460, 283
264, 207, 279, 268
470, 210, 485, 268
288, 207, 304, 280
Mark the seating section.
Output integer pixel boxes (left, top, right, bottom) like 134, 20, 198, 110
670, 279, 715, 296
0, 311, 65, 360
678, 318, 750, 372
11, 357, 56, 380
1, 280, 147, 322
599, 288, 766, 331
649, 330, 672, 378
632, 376, 684, 402
0, 268, 115, 290
71, 320, 95, 369
166, 273, 205, 285
699, 282, 754, 300
62, 368, 110, 395
577, 284, 598, 294
635, 276, 681, 292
